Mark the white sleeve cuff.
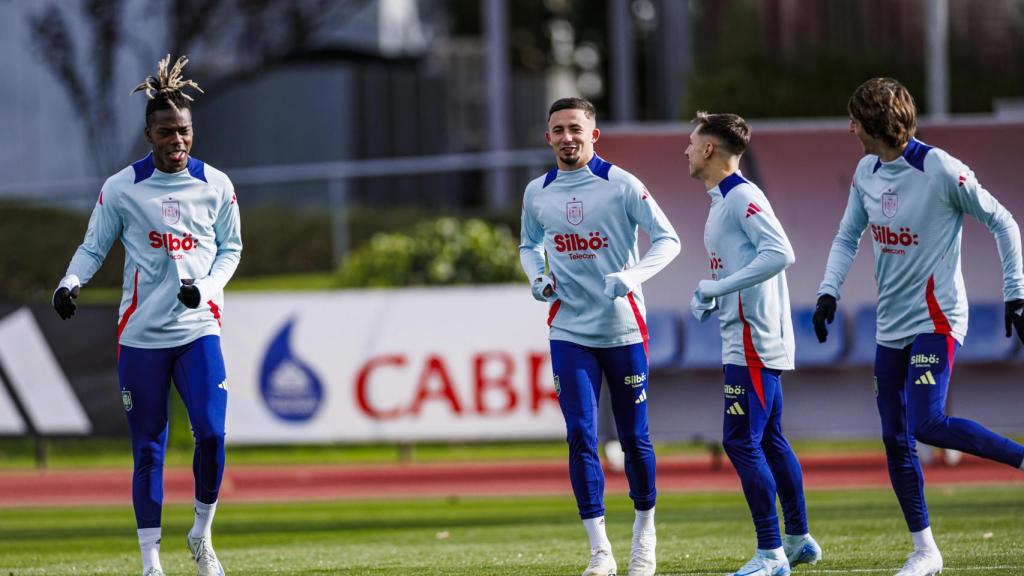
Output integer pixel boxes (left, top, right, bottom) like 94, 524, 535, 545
58, 274, 81, 291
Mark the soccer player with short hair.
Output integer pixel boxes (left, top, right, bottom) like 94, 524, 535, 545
687, 112, 821, 576
53, 55, 241, 576
814, 77, 1024, 576
520, 97, 680, 576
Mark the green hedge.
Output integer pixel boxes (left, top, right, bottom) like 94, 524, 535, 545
0, 203, 125, 301
336, 217, 525, 287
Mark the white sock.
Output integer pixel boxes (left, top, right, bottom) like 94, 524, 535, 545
784, 533, 809, 547
758, 546, 786, 560
583, 516, 612, 552
911, 526, 938, 551
1019, 456, 1024, 471
633, 506, 655, 535
189, 499, 217, 540
137, 527, 162, 572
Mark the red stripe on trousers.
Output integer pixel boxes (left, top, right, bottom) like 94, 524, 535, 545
925, 275, 952, 335
626, 293, 650, 358
738, 294, 767, 408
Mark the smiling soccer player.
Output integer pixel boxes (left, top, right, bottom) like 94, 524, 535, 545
520, 97, 680, 576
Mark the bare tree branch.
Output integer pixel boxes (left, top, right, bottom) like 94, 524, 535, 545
29, 6, 90, 114
167, 0, 228, 59
28, 0, 378, 174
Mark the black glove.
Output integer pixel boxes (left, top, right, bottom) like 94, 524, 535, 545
177, 282, 201, 309
53, 286, 80, 320
812, 294, 837, 343
1005, 299, 1024, 344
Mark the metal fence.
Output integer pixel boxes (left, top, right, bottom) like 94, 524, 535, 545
0, 148, 554, 266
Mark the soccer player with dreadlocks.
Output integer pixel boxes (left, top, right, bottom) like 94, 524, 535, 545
53, 55, 241, 576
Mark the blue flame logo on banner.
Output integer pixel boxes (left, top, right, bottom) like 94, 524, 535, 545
259, 318, 324, 422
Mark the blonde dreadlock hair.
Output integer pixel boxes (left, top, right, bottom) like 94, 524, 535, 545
131, 54, 204, 123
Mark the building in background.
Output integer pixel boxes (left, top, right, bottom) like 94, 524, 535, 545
2, 0, 1024, 288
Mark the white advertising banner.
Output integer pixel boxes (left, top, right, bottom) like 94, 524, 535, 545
221, 286, 566, 444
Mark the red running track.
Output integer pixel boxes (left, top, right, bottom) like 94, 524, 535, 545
0, 453, 1020, 507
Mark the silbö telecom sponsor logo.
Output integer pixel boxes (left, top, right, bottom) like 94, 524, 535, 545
553, 231, 609, 261
870, 224, 918, 255
260, 318, 324, 422
149, 230, 199, 261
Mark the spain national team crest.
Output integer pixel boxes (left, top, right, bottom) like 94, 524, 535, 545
882, 191, 898, 218
162, 200, 181, 225
566, 200, 583, 225
121, 390, 133, 412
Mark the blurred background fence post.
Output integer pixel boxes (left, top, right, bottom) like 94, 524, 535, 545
328, 178, 351, 268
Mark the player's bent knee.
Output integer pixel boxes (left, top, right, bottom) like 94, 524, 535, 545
195, 432, 225, 449
761, 438, 793, 458
133, 439, 166, 467
911, 415, 948, 446
722, 436, 755, 457
564, 424, 597, 452
564, 419, 595, 439
880, 432, 911, 455
617, 434, 651, 456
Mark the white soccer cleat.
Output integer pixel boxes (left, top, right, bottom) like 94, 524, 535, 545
143, 569, 165, 576
895, 548, 943, 576
730, 549, 791, 576
583, 548, 618, 576
783, 534, 821, 567
187, 534, 225, 576
628, 528, 656, 576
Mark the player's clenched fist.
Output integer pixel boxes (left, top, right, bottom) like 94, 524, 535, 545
53, 285, 80, 319
178, 282, 201, 309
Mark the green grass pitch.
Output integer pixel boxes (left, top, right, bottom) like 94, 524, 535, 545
0, 486, 1020, 575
